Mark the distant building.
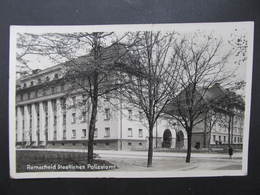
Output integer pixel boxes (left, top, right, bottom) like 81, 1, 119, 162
181, 83, 245, 149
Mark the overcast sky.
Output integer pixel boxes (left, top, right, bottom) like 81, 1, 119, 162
15, 22, 253, 83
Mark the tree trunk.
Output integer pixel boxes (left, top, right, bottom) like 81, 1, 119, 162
231, 115, 234, 145
147, 124, 154, 167
87, 74, 99, 164
207, 129, 212, 151
88, 34, 100, 164
87, 95, 98, 164
203, 116, 207, 148
186, 130, 192, 163
228, 114, 232, 148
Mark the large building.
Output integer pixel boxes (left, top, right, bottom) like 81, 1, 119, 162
15, 60, 244, 151
15, 62, 189, 150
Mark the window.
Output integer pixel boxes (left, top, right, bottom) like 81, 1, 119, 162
94, 128, 98, 137
82, 129, 87, 138
128, 128, 133, 137
23, 83, 27, 88
128, 142, 132, 146
213, 135, 216, 142
72, 113, 76, 124
38, 78, 42, 84
63, 113, 66, 125
72, 96, 76, 107
223, 136, 226, 143
128, 109, 132, 120
28, 92, 31, 100
51, 87, 55, 94
35, 90, 38, 98
138, 129, 143, 137
82, 111, 87, 122
105, 108, 110, 120
63, 130, 66, 140
30, 81, 34, 86
139, 111, 143, 121
54, 73, 59, 79
42, 89, 46, 96
72, 129, 76, 138
54, 115, 57, 126
61, 98, 66, 109
21, 94, 23, 101
46, 76, 50, 81
234, 137, 236, 143
61, 83, 65, 91
105, 127, 110, 137
53, 130, 57, 140
219, 136, 221, 142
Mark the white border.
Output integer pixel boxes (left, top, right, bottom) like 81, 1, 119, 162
9, 22, 254, 179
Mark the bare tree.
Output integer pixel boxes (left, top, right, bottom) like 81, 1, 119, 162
16, 32, 133, 164
167, 32, 233, 163
119, 31, 180, 167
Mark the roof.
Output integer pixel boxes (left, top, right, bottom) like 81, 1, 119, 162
166, 83, 245, 116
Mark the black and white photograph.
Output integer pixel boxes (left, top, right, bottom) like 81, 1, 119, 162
9, 22, 254, 178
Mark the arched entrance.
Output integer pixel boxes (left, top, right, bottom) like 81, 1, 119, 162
176, 131, 184, 149
162, 129, 172, 148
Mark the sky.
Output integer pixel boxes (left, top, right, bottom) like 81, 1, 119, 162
15, 22, 253, 83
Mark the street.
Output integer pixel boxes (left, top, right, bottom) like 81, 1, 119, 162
95, 150, 242, 172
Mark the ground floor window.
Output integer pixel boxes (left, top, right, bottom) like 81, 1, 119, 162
128, 128, 133, 137
63, 129, 66, 140
105, 127, 110, 137
72, 129, 76, 139
138, 129, 143, 137
82, 129, 87, 138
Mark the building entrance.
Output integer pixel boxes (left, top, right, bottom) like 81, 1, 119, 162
162, 129, 172, 148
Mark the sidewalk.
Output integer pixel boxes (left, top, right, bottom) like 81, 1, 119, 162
96, 150, 242, 159
17, 148, 242, 159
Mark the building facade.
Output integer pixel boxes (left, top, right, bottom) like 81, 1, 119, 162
15, 64, 188, 151
191, 84, 244, 149
15, 63, 244, 151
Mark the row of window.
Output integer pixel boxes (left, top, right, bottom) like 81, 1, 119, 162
213, 135, 242, 144
128, 128, 143, 138
19, 73, 60, 89
71, 112, 87, 124
18, 84, 65, 101
67, 128, 144, 139
70, 128, 100, 139
50, 141, 144, 147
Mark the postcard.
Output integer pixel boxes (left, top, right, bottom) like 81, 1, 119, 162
9, 22, 254, 178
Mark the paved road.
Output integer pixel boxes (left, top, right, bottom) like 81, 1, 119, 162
95, 150, 242, 159
96, 150, 242, 172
